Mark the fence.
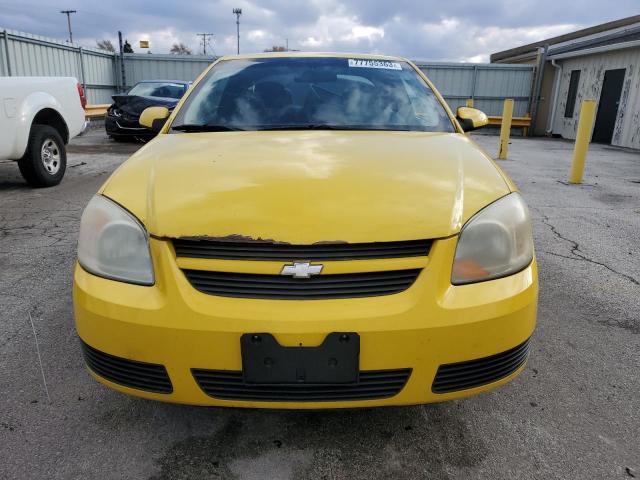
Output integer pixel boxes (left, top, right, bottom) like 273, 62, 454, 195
415, 62, 534, 116
1, 28, 117, 103
2, 28, 534, 116
0, 28, 219, 103
123, 53, 215, 87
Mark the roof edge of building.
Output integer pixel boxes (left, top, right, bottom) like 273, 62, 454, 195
490, 15, 640, 63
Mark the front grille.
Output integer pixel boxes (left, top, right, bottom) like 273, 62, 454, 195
432, 338, 531, 393
121, 112, 138, 122
192, 368, 412, 401
182, 269, 421, 300
173, 238, 432, 261
80, 340, 172, 394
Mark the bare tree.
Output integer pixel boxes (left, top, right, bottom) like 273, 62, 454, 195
264, 46, 286, 52
170, 43, 192, 55
96, 39, 115, 52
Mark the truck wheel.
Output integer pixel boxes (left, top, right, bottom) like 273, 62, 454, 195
18, 125, 67, 187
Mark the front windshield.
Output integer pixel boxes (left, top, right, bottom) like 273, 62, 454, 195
171, 57, 455, 132
128, 82, 187, 99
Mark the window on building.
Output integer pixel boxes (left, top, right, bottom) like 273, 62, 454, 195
564, 70, 581, 118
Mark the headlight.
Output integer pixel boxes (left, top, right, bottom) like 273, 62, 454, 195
452, 192, 533, 285
77, 195, 154, 285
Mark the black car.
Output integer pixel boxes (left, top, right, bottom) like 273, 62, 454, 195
105, 80, 191, 141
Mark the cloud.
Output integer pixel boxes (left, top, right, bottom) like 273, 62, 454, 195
0, 0, 638, 59
341, 25, 385, 43
295, 13, 385, 49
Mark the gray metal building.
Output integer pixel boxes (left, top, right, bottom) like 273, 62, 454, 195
492, 15, 640, 150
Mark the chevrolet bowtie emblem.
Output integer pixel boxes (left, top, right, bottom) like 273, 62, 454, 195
280, 262, 323, 278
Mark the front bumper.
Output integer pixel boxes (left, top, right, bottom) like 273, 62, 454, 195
105, 115, 151, 137
73, 236, 537, 408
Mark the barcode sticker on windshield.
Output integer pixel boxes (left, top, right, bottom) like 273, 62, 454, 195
348, 59, 402, 70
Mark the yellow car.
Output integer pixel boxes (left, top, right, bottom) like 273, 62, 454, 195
74, 53, 537, 408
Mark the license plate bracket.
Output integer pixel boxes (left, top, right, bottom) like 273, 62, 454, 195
241, 332, 360, 384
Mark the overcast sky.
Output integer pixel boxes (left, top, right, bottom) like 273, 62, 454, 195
0, 1, 638, 61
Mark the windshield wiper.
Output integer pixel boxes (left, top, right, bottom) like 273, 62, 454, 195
173, 123, 417, 132
256, 124, 412, 131
171, 124, 244, 132
257, 124, 351, 131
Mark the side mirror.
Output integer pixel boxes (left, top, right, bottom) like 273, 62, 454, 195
140, 106, 170, 132
456, 107, 488, 132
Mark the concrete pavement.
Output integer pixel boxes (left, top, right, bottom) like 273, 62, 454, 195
1, 130, 638, 480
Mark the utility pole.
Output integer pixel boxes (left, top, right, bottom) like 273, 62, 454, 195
118, 31, 126, 92
196, 33, 214, 55
60, 10, 76, 43
233, 8, 242, 54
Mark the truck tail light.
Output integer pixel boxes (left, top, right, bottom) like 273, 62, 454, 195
77, 82, 87, 109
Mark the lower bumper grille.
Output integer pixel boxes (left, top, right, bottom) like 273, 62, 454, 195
182, 269, 421, 300
80, 340, 172, 394
432, 338, 530, 393
192, 368, 412, 401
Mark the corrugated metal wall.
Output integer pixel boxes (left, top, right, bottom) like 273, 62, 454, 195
123, 53, 214, 86
0, 28, 117, 104
416, 62, 534, 116
81, 50, 118, 104
551, 47, 640, 149
2, 28, 534, 118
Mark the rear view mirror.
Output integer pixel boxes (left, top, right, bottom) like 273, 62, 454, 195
456, 107, 488, 132
140, 106, 170, 132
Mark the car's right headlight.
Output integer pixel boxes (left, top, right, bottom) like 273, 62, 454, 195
451, 192, 533, 285
77, 195, 154, 285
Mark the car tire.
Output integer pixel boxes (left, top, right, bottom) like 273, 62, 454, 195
111, 135, 130, 142
18, 124, 67, 188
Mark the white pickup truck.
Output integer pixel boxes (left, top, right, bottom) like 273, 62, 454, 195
0, 77, 88, 187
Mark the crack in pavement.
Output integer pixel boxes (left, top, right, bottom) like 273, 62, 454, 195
534, 209, 639, 286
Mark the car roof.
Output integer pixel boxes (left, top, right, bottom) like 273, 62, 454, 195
216, 52, 409, 62
136, 80, 191, 85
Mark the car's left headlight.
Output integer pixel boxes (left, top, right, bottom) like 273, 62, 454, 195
77, 195, 154, 285
452, 192, 533, 285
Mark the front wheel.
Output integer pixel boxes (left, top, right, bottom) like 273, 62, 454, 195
18, 125, 67, 187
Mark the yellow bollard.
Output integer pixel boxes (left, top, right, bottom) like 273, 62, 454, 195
569, 100, 597, 184
498, 99, 514, 159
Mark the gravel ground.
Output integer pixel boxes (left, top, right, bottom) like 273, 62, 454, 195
1, 130, 638, 480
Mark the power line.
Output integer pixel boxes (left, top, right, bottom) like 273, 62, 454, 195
60, 9, 76, 43
196, 33, 214, 55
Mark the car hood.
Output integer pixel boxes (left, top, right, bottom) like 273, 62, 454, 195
111, 95, 179, 116
101, 131, 512, 242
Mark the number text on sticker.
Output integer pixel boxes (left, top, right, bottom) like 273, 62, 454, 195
348, 59, 402, 70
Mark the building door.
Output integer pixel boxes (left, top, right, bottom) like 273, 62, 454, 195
592, 69, 626, 144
